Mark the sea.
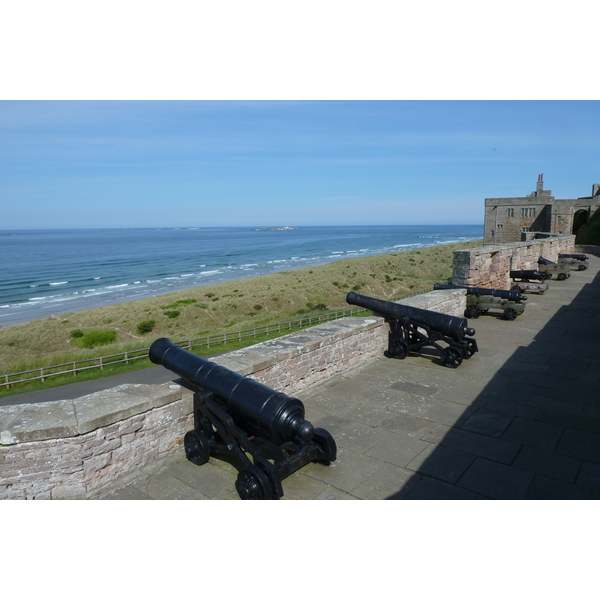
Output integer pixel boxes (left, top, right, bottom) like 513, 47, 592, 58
0, 225, 482, 326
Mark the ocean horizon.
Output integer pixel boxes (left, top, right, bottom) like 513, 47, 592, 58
0, 225, 483, 326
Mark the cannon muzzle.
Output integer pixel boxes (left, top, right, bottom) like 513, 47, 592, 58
149, 338, 314, 444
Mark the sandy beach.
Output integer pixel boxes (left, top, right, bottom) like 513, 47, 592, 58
0, 240, 481, 373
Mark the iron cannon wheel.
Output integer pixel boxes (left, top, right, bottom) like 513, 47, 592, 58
312, 428, 338, 464
557, 272, 567, 281
465, 305, 480, 319
390, 339, 410, 359
579, 265, 588, 271
463, 339, 478, 358
184, 429, 211, 466
442, 346, 463, 369
235, 465, 275, 500
503, 308, 518, 321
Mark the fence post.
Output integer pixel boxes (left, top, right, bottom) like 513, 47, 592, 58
41, 367, 45, 382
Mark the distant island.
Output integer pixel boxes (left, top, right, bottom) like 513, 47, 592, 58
254, 227, 298, 231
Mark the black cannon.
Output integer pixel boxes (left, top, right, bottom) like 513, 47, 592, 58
433, 283, 526, 302
509, 270, 549, 295
346, 291, 478, 368
149, 338, 336, 500
433, 283, 526, 320
510, 270, 545, 282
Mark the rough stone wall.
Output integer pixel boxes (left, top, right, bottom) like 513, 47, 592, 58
453, 236, 575, 288
0, 387, 193, 499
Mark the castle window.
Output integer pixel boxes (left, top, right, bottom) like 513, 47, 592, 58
507, 208, 514, 217
529, 208, 536, 217
521, 208, 528, 217
521, 227, 531, 233
497, 224, 503, 229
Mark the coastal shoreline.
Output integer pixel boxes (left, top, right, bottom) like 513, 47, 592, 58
0, 225, 483, 327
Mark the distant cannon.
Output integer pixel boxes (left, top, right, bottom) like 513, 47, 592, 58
509, 270, 549, 294
559, 253, 588, 262
149, 337, 336, 500
346, 291, 478, 368
537, 257, 570, 280
433, 283, 526, 320
510, 270, 545, 282
558, 253, 588, 271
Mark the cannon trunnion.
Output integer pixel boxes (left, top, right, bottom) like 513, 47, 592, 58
149, 338, 336, 499
346, 291, 478, 368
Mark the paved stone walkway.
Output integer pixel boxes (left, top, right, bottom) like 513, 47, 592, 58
95, 254, 600, 500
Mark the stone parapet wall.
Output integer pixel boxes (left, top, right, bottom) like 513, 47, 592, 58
0, 290, 466, 499
0, 386, 194, 499
575, 244, 600, 258
453, 235, 575, 288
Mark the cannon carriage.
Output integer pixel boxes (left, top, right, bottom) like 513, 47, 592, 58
537, 257, 570, 280
346, 291, 478, 368
433, 283, 527, 320
149, 338, 336, 500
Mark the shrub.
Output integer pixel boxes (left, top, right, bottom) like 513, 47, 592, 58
160, 298, 197, 309
137, 320, 156, 335
70, 329, 84, 339
164, 310, 180, 319
253, 304, 263, 311
73, 329, 117, 348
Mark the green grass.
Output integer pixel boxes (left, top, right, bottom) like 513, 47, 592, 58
0, 315, 371, 399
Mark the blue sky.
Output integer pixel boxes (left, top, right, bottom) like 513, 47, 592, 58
1, 100, 598, 229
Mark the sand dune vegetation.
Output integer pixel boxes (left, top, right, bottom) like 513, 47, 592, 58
0, 240, 480, 374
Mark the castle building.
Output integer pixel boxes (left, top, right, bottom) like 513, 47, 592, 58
483, 175, 600, 245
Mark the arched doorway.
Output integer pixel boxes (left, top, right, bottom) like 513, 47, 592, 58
572, 209, 589, 235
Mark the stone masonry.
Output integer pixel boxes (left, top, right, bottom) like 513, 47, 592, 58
453, 235, 575, 288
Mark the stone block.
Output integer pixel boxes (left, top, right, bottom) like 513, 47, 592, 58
74, 385, 156, 433
2, 399, 78, 443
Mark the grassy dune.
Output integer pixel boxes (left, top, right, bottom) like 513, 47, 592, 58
0, 240, 481, 374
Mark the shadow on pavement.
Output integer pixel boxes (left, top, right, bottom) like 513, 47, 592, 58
388, 268, 600, 500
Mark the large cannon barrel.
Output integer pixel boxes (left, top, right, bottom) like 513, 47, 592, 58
149, 338, 314, 444
433, 283, 526, 302
559, 253, 588, 261
538, 257, 555, 265
346, 291, 475, 339
510, 270, 544, 281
